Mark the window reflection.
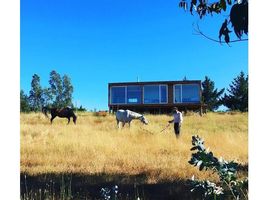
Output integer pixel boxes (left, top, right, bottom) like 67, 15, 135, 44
111, 86, 125, 104
127, 86, 142, 104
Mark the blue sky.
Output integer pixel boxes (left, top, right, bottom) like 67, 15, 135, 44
20, 0, 248, 110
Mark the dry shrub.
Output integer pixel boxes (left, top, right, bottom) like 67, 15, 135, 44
94, 111, 108, 117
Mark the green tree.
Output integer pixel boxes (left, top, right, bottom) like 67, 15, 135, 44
202, 76, 224, 111
48, 70, 74, 107
20, 89, 31, 112
221, 71, 248, 111
178, 0, 248, 44
62, 74, 74, 107
29, 74, 43, 111
42, 87, 53, 107
49, 70, 63, 107
77, 105, 87, 112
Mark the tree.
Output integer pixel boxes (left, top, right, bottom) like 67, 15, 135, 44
221, 71, 248, 111
48, 70, 74, 108
178, 0, 248, 44
49, 70, 63, 107
62, 74, 74, 107
76, 105, 87, 112
42, 87, 53, 107
202, 76, 224, 111
20, 89, 31, 112
29, 74, 43, 111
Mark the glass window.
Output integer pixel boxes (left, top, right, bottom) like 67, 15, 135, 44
144, 85, 159, 104
174, 85, 182, 103
181, 84, 200, 103
160, 85, 167, 103
111, 86, 126, 104
127, 86, 142, 104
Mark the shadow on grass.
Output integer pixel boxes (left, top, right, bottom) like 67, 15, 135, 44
21, 172, 202, 200
21, 164, 248, 200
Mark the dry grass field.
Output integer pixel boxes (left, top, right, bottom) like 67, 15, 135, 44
20, 111, 248, 183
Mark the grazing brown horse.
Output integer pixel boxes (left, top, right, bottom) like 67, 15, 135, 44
42, 106, 77, 124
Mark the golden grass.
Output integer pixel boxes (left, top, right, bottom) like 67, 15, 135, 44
20, 112, 248, 183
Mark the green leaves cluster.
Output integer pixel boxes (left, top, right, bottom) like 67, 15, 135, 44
189, 135, 248, 199
179, 0, 248, 43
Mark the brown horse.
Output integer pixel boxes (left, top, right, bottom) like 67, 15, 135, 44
42, 106, 77, 124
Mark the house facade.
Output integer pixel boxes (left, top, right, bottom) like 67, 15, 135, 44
108, 80, 204, 114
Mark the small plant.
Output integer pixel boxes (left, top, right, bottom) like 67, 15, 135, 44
100, 185, 119, 200
189, 135, 248, 200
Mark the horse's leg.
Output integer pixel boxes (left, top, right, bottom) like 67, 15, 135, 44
67, 117, 70, 125
128, 122, 131, 128
117, 119, 120, 129
51, 115, 56, 124
122, 122, 125, 128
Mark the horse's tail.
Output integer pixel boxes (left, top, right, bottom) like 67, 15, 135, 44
42, 106, 50, 118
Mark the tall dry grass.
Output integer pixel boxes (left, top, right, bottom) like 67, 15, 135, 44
20, 112, 248, 183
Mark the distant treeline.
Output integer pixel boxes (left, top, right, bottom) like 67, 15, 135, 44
201, 71, 248, 112
20, 71, 248, 113
20, 70, 87, 112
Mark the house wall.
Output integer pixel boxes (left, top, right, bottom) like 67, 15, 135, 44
108, 80, 203, 114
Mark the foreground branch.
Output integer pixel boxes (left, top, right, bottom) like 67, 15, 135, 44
193, 23, 248, 45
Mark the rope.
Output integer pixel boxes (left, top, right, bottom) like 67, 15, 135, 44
139, 126, 155, 135
139, 123, 171, 135
160, 123, 171, 133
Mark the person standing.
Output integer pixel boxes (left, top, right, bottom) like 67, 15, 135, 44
168, 107, 183, 138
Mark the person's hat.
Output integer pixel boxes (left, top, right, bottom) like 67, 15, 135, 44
172, 107, 178, 111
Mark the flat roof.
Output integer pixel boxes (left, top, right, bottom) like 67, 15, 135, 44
109, 80, 201, 86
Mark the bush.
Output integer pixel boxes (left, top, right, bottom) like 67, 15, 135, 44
189, 135, 248, 199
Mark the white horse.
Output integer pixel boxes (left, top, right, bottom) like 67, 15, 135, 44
115, 109, 148, 128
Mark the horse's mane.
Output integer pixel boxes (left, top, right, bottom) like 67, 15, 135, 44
127, 110, 143, 119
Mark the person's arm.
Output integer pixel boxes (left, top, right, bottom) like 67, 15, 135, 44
179, 112, 183, 125
168, 119, 174, 123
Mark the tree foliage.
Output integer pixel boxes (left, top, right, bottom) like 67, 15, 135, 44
202, 76, 224, 111
221, 71, 248, 112
49, 70, 64, 107
48, 71, 74, 108
29, 74, 44, 112
62, 75, 74, 107
20, 70, 75, 112
20, 89, 31, 112
179, 0, 248, 44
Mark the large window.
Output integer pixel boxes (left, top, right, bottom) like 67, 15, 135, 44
182, 84, 200, 103
160, 85, 167, 103
144, 85, 167, 104
174, 84, 200, 103
127, 86, 142, 104
174, 85, 182, 103
111, 86, 126, 104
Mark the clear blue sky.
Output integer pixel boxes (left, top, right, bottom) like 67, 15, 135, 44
20, 0, 248, 111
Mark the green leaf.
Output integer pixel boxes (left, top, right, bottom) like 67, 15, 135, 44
220, 0, 227, 11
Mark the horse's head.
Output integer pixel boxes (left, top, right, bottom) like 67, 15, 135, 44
140, 116, 148, 125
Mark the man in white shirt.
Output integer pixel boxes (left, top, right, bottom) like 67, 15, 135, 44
168, 107, 183, 138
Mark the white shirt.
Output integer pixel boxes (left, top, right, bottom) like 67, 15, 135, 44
173, 111, 183, 123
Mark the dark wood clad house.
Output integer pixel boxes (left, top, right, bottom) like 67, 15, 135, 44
108, 80, 204, 114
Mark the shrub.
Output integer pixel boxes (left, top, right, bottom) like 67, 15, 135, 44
189, 135, 248, 199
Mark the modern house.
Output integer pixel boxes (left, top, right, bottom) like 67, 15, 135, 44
108, 80, 204, 114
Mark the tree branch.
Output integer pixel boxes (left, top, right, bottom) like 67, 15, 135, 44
193, 23, 248, 45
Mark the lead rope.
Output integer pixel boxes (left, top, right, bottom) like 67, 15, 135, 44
160, 123, 171, 133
